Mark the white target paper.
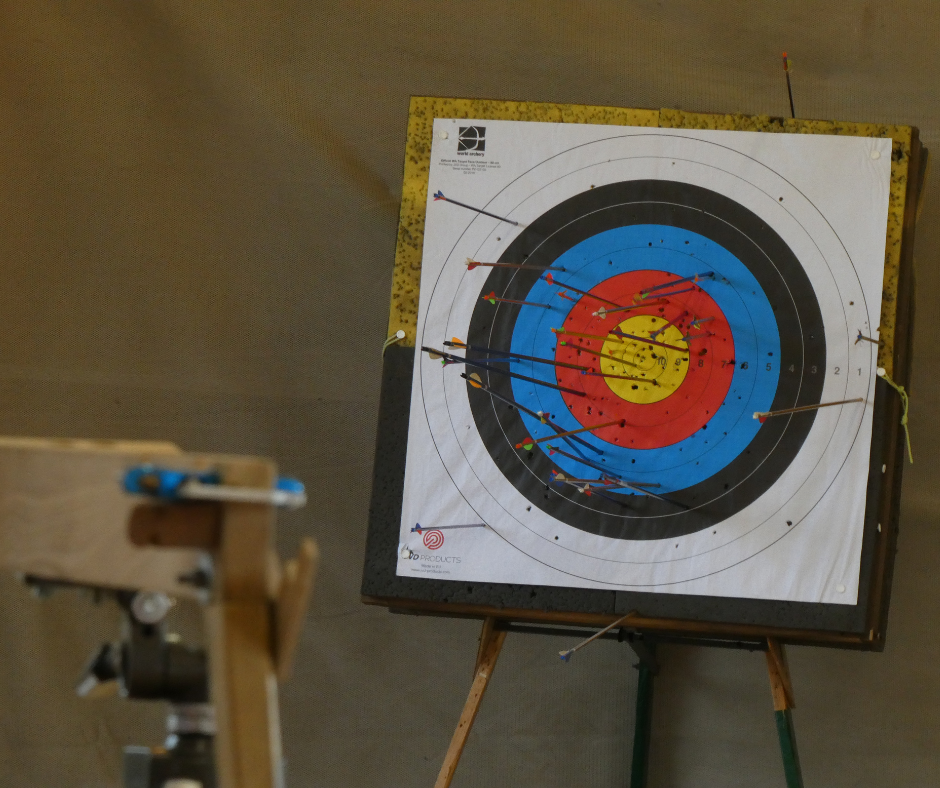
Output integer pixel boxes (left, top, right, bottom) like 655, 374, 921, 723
397, 120, 891, 604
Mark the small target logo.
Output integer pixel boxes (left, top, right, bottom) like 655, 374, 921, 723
422, 528, 445, 550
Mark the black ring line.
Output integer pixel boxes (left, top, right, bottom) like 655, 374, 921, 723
464, 180, 826, 541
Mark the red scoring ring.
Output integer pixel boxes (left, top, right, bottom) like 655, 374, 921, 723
553, 270, 735, 449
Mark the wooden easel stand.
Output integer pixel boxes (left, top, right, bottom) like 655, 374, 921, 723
434, 618, 506, 788
435, 619, 804, 788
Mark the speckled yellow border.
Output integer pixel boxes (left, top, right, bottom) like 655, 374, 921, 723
387, 98, 658, 345
388, 99, 912, 374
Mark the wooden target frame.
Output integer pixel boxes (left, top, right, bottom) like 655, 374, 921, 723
362, 99, 924, 649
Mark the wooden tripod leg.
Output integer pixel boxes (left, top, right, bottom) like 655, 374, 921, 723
434, 617, 506, 788
766, 638, 804, 788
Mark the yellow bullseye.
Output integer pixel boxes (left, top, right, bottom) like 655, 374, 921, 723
600, 314, 690, 404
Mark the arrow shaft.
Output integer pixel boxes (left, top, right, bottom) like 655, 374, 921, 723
547, 279, 619, 306
460, 373, 602, 454
530, 419, 621, 444
468, 260, 565, 272
609, 330, 688, 353
485, 295, 551, 308
425, 348, 587, 396
641, 271, 714, 295
650, 311, 689, 340
437, 194, 519, 226
558, 341, 645, 372
755, 397, 863, 419
595, 299, 668, 317
445, 341, 589, 371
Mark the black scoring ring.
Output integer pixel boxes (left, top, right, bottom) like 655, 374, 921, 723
465, 180, 826, 540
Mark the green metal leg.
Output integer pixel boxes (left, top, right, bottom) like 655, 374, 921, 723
774, 708, 804, 788
630, 661, 655, 788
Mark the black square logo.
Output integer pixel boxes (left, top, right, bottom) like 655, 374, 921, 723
458, 126, 486, 152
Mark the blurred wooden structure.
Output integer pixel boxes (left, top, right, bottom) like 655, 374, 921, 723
0, 436, 318, 788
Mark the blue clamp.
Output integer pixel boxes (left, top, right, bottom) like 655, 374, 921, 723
123, 465, 306, 509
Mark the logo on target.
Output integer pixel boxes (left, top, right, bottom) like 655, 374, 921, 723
411, 522, 488, 551
413, 523, 445, 549
458, 126, 486, 152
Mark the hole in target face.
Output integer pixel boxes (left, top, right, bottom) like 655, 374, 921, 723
463, 180, 826, 540
553, 269, 734, 448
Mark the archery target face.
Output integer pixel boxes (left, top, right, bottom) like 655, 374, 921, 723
398, 121, 891, 604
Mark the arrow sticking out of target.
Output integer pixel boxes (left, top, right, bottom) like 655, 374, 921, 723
556, 340, 647, 376
551, 470, 686, 508
444, 339, 590, 371
542, 273, 620, 306
608, 328, 689, 353
558, 611, 638, 662
753, 398, 864, 423
411, 523, 487, 532
433, 190, 520, 226
593, 300, 668, 319
482, 291, 551, 308
467, 258, 565, 272
639, 271, 714, 297
516, 419, 624, 451
636, 285, 698, 302
422, 346, 587, 396
649, 310, 690, 340
460, 372, 603, 455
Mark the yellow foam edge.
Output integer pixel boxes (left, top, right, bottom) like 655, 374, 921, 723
388, 100, 912, 375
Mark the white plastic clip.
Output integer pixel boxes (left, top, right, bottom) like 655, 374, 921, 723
383, 329, 406, 357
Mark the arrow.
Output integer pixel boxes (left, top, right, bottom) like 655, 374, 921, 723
444, 340, 589, 371
482, 291, 551, 308
753, 397, 864, 423
467, 258, 565, 272
593, 300, 668, 319
422, 347, 586, 396
542, 273, 619, 306
460, 373, 602, 455
640, 271, 714, 296
516, 419, 624, 450
433, 190, 519, 226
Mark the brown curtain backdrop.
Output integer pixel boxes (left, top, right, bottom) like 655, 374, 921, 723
0, 2, 938, 785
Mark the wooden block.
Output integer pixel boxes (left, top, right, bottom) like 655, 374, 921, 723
206, 457, 286, 787
206, 601, 283, 788
0, 436, 181, 454
0, 439, 207, 595
215, 458, 278, 601
276, 537, 319, 682
128, 503, 221, 549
